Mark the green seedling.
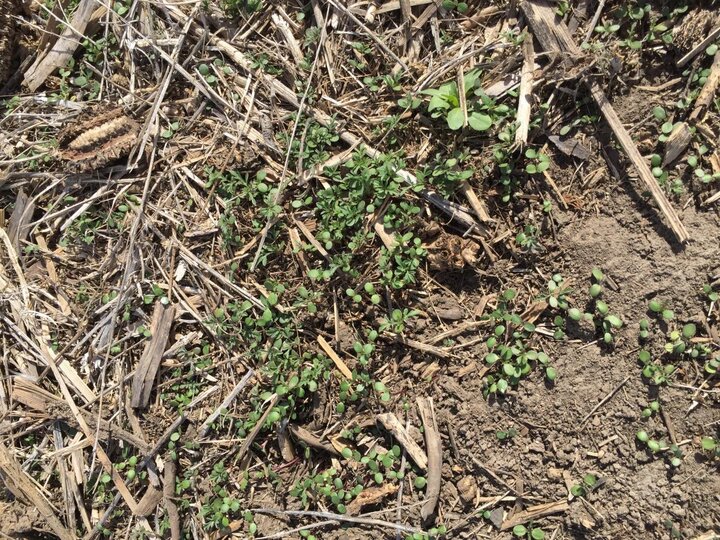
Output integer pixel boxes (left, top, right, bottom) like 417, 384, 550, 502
638, 349, 675, 385
421, 69, 511, 132
648, 298, 674, 321
664, 323, 710, 360
379, 308, 419, 334
546, 274, 571, 312
570, 473, 599, 498
703, 284, 718, 303
641, 400, 661, 418
441, 0, 468, 13
496, 427, 518, 441
637, 431, 684, 466
524, 148, 550, 174
700, 436, 719, 459
513, 524, 546, 539
516, 224, 543, 253
417, 152, 474, 198
483, 289, 556, 394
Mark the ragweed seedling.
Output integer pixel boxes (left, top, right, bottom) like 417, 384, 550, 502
648, 298, 674, 321
524, 148, 550, 174
641, 400, 661, 418
496, 427, 518, 441
483, 289, 556, 393
637, 431, 684, 467
570, 473, 599, 497
512, 524, 546, 540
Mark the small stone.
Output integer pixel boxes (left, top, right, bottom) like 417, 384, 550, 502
527, 440, 545, 453
456, 476, 477, 505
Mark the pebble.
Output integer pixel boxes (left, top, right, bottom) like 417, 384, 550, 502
456, 476, 477, 505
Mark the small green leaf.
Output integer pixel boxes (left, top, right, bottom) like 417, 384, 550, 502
546, 366, 557, 381
682, 323, 696, 339
447, 107, 465, 130
513, 525, 528, 537
468, 112, 493, 131
583, 473, 598, 487
652, 106, 666, 120
701, 437, 716, 451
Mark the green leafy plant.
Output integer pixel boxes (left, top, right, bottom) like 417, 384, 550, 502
636, 430, 684, 467
566, 269, 622, 344
513, 524, 546, 540
483, 289, 556, 395
570, 473, 599, 497
524, 148, 550, 174
496, 427, 518, 441
421, 70, 511, 131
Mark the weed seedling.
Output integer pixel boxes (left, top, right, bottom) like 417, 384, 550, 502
648, 298, 674, 321
570, 473, 599, 498
496, 427, 518, 441
512, 524, 546, 540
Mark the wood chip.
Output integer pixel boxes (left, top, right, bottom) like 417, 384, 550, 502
417, 397, 441, 520
317, 334, 353, 379
547, 135, 591, 161
131, 303, 177, 408
690, 50, 720, 120
662, 122, 692, 166
500, 499, 570, 530
515, 31, 535, 144
346, 482, 398, 515
288, 424, 339, 455
377, 412, 428, 470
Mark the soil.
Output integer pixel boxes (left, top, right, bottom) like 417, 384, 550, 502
430, 195, 720, 539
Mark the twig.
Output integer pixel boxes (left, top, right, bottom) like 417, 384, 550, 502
677, 24, 720, 68
249, 508, 423, 535
500, 500, 570, 530
515, 30, 535, 144
377, 412, 428, 470
417, 397, 441, 520
236, 394, 279, 463
164, 460, 181, 540
581, 376, 630, 425
198, 369, 254, 438
582, 0, 606, 45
